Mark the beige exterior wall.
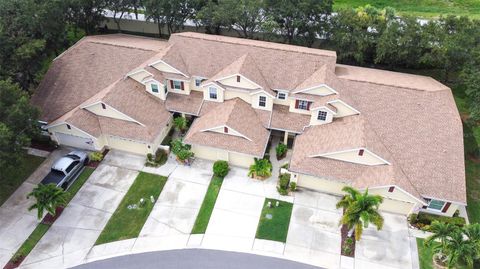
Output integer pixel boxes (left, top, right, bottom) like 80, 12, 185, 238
48, 123, 104, 150
190, 77, 205, 92
289, 99, 311, 115
145, 80, 167, 100
218, 75, 258, 89
321, 149, 389, 166
297, 85, 336, 96
309, 109, 333, 125
151, 61, 182, 74
251, 92, 273, 111
84, 103, 138, 123
379, 198, 416, 215
167, 79, 191, 95
128, 70, 151, 83
224, 89, 252, 103
273, 94, 290, 106
203, 84, 225, 102
330, 100, 359, 118
420, 203, 460, 217
190, 144, 254, 168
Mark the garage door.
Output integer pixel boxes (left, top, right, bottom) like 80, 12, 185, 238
55, 132, 95, 150
107, 136, 149, 155
379, 198, 415, 215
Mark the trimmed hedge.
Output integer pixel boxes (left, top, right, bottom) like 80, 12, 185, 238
213, 160, 229, 177
409, 212, 466, 231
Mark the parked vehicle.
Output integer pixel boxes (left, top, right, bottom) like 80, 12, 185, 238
40, 151, 89, 190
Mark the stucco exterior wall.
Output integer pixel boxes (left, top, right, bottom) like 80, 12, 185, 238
296, 173, 346, 195
224, 89, 252, 103
251, 92, 273, 111
190, 77, 205, 92
129, 70, 150, 83
218, 75, 258, 89
84, 103, 138, 122
330, 101, 359, 118
321, 149, 388, 166
289, 99, 311, 115
167, 79, 191, 95
145, 80, 167, 100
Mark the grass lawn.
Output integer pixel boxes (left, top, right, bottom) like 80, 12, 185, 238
95, 172, 167, 245
417, 238, 434, 269
255, 199, 293, 243
0, 154, 45, 206
191, 176, 224, 234
333, 0, 480, 19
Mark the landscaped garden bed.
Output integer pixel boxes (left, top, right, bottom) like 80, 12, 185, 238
6, 167, 95, 268
255, 198, 293, 242
95, 172, 167, 245
408, 212, 466, 232
87, 149, 109, 168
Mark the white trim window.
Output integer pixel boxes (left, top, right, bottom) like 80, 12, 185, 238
259, 96, 267, 107
277, 92, 287, 100
297, 100, 309, 110
317, 111, 327, 121
195, 79, 201, 87
151, 83, 159, 93
209, 87, 217, 99
173, 80, 182, 90
427, 200, 445, 211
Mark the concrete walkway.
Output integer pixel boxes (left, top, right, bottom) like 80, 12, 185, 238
20, 153, 140, 269
0, 148, 69, 268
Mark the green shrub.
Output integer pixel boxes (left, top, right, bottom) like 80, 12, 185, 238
248, 158, 272, 178
147, 153, 153, 162
276, 187, 288, 195
279, 173, 291, 190
173, 117, 187, 132
276, 143, 287, 159
290, 182, 297, 191
408, 213, 418, 225
213, 160, 229, 177
177, 149, 194, 161
416, 212, 466, 227
280, 163, 289, 169
155, 149, 167, 164
89, 152, 103, 162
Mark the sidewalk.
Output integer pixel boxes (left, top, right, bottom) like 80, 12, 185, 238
0, 148, 68, 268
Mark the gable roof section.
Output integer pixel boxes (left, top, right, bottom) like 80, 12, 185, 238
167, 32, 337, 90
32, 35, 168, 122
184, 98, 270, 157
293, 64, 341, 94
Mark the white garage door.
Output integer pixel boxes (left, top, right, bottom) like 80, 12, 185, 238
55, 132, 95, 150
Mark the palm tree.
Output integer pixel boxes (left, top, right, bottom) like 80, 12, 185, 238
173, 116, 187, 134
27, 184, 69, 220
336, 186, 384, 241
425, 221, 458, 254
443, 230, 478, 268
248, 158, 272, 179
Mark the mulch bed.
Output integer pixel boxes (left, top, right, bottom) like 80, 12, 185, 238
29, 140, 57, 152
86, 149, 109, 168
340, 225, 356, 257
4, 256, 25, 269
41, 207, 64, 225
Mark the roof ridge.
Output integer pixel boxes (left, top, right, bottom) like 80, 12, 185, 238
87, 40, 157, 52
171, 32, 337, 58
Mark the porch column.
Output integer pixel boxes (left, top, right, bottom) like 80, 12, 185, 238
283, 131, 289, 145
181, 113, 186, 118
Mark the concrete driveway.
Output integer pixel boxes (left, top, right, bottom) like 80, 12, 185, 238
355, 212, 413, 269
284, 189, 342, 269
20, 155, 139, 269
0, 148, 69, 268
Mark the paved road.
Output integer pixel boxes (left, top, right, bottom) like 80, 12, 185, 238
73, 249, 322, 269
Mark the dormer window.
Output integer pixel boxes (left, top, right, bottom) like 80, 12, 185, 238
195, 79, 201, 87
277, 92, 287, 100
171, 80, 183, 90
259, 96, 266, 107
237, 75, 241, 82
101, 103, 106, 109
317, 111, 327, 121
209, 87, 217, 99
295, 100, 310, 110
151, 83, 159, 93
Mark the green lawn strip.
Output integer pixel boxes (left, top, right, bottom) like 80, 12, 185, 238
417, 238, 435, 269
191, 176, 224, 234
9, 167, 95, 264
255, 199, 293, 243
95, 172, 167, 245
0, 154, 45, 206
333, 0, 480, 19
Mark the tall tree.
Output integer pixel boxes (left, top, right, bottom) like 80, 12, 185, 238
192, 0, 223, 34
263, 0, 333, 46
0, 80, 39, 171
67, 0, 109, 35
461, 46, 480, 121
336, 186, 384, 240
109, 0, 133, 32
144, 0, 193, 36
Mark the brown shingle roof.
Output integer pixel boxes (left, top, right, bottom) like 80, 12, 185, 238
185, 98, 270, 157
165, 91, 204, 116
32, 35, 168, 122
270, 104, 310, 133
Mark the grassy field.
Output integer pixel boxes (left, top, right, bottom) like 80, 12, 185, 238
255, 199, 293, 243
333, 0, 480, 19
95, 172, 167, 245
0, 154, 45, 206
191, 176, 224, 234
